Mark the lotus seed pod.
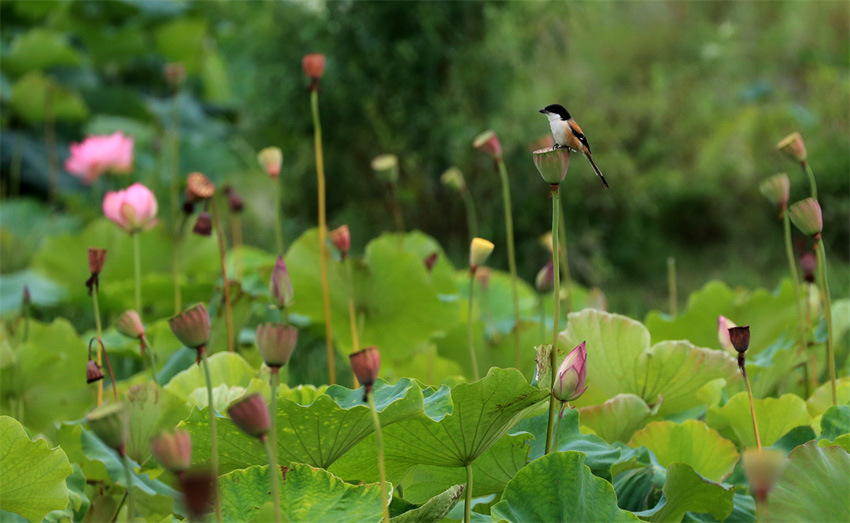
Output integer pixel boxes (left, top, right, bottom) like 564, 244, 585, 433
168, 303, 210, 349
742, 448, 786, 504
255, 322, 298, 368
192, 211, 213, 237
473, 130, 502, 159
788, 198, 823, 237
224, 186, 244, 213
350, 346, 381, 401
469, 238, 495, 270
228, 394, 270, 439
150, 430, 192, 473
776, 132, 807, 163
186, 172, 215, 200
88, 248, 107, 276
86, 402, 128, 453
532, 147, 571, 185
440, 167, 466, 192
115, 310, 145, 340
759, 173, 790, 209
728, 326, 750, 354
258, 147, 283, 178
552, 341, 588, 402
86, 360, 104, 384
302, 53, 326, 80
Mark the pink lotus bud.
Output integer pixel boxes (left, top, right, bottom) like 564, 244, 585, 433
776, 132, 807, 163
440, 167, 465, 192
349, 346, 380, 401
269, 256, 293, 309
552, 341, 587, 403
717, 316, 737, 353
535, 261, 555, 293
86, 402, 128, 454
257, 147, 283, 178
179, 469, 215, 520
728, 326, 750, 354
800, 252, 816, 283
302, 53, 326, 81
328, 225, 351, 259
168, 303, 210, 349
532, 147, 571, 185
186, 172, 215, 200
65, 131, 134, 184
788, 198, 823, 237
224, 186, 244, 213
115, 310, 144, 340
742, 448, 786, 504
759, 173, 790, 210
102, 183, 158, 234
227, 394, 270, 439
86, 360, 104, 384
255, 323, 298, 368
150, 430, 192, 473
424, 251, 439, 273
192, 211, 212, 237
473, 130, 502, 159
469, 237, 495, 271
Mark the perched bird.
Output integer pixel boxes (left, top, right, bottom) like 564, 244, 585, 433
539, 104, 609, 188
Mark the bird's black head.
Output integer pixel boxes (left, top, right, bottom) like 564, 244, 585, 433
540, 104, 571, 120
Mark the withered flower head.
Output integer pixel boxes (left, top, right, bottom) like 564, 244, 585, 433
86, 360, 104, 384
424, 251, 439, 273
192, 211, 212, 237
532, 147, 571, 185
150, 430, 192, 473
302, 53, 326, 81
255, 322, 298, 368
168, 303, 210, 350
728, 326, 750, 354
115, 310, 145, 340
86, 248, 107, 294
224, 186, 244, 213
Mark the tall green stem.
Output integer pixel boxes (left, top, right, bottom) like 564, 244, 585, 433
816, 239, 836, 405
133, 233, 142, 316
170, 91, 182, 313
545, 185, 561, 455
667, 257, 678, 317
467, 273, 480, 381
460, 187, 479, 240
389, 181, 405, 233
802, 161, 818, 201
201, 348, 223, 523
464, 463, 474, 523
741, 362, 762, 451
273, 179, 284, 254
122, 452, 135, 519
496, 159, 521, 369
367, 392, 390, 523
310, 89, 335, 385
346, 260, 361, 387
558, 198, 572, 314
783, 212, 813, 390
141, 336, 158, 384
92, 289, 104, 406
267, 368, 282, 523
211, 199, 234, 352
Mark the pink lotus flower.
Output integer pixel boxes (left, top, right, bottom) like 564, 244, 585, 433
103, 183, 158, 233
65, 132, 134, 184
717, 316, 737, 354
552, 341, 587, 403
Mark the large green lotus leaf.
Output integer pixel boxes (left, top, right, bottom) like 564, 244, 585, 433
629, 420, 739, 482
640, 463, 735, 523
0, 416, 72, 522
452, 267, 540, 336
579, 394, 654, 444
125, 382, 190, 463
766, 441, 850, 521
820, 405, 850, 442
182, 378, 423, 472
394, 231, 459, 296
219, 463, 385, 523
286, 229, 459, 361
9, 71, 88, 123
491, 451, 639, 522
0, 319, 88, 433
806, 377, 850, 418
560, 310, 739, 415
386, 343, 464, 386
2, 28, 81, 76
707, 392, 810, 448
378, 368, 548, 467
745, 335, 806, 398
644, 280, 797, 356
164, 352, 259, 409
391, 484, 463, 522
154, 18, 207, 73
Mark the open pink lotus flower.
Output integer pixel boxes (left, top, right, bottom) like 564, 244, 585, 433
65, 131, 134, 184
103, 183, 158, 233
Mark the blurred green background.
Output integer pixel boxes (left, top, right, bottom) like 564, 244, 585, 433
1, 0, 848, 317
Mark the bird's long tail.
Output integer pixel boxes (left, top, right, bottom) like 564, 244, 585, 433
585, 153, 609, 188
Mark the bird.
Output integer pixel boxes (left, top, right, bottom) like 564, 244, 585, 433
539, 104, 609, 188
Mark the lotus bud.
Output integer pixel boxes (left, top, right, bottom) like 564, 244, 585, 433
192, 211, 213, 237
473, 130, 502, 159
328, 225, 351, 259
800, 252, 816, 283
255, 322, 298, 369
532, 147, 571, 185
258, 147, 283, 178
475, 267, 491, 289
424, 251, 439, 273
102, 183, 159, 234
728, 326, 750, 357
164, 62, 186, 89
759, 173, 790, 211
86, 360, 104, 384
86, 402, 128, 454
535, 261, 555, 293
150, 430, 192, 473
168, 303, 210, 349
224, 186, 244, 213
302, 53, 326, 81
742, 448, 786, 504
186, 172, 215, 201
552, 341, 588, 405
540, 232, 554, 254
269, 256, 293, 309
469, 237, 495, 272
440, 167, 465, 192
776, 132, 807, 163
350, 346, 380, 401
115, 310, 144, 340
228, 393, 270, 440
179, 469, 215, 520
788, 198, 823, 237
371, 154, 399, 184
717, 316, 738, 354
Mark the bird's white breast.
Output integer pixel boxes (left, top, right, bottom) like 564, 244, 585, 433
546, 114, 569, 146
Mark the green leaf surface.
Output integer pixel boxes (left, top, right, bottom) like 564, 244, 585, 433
806, 377, 850, 417
164, 352, 259, 410
490, 451, 639, 522
579, 393, 654, 444
9, 71, 88, 123
390, 484, 463, 522
820, 405, 850, 442
2, 28, 81, 76
629, 420, 739, 482
154, 18, 207, 73
219, 463, 385, 523
125, 382, 189, 463
707, 392, 810, 447
643, 463, 735, 523
766, 441, 850, 521
0, 416, 72, 522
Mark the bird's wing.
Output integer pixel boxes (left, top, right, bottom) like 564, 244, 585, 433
568, 121, 591, 154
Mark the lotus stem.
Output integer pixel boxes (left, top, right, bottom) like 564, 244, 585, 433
802, 161, 818, 201
667, 257, 678, 317
10, 132, 22, 197
232, 213, 243, 280
133, 233, 142, 316
815, 237, 836, 405
389, 181, 405, 233
346, 260, 361, 387
545, 184, 562, 455
210, 199, 234, 352
267, 368, 282, 523
310, 90, 336, 385
495, 159, 521, 369
467, 272, 480, 381
141, 335, 158, 384
464, 463, 474, 523
740, 359, 762, 451
783, 211, 814, 391
122, 451, 135, 519
92, 285, 104, 406
170, 89, 182, 313
200, 346, 223, 523
273, 178, 284, 254
460, 186, 479, 240
367, 391, 390, 523
558, 198, 572, 314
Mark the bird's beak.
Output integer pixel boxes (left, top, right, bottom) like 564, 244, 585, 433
539, 109, 546, 114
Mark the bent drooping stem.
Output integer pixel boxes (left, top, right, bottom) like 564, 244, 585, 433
210, 200, 234, 352
496, 159, 521, 369
367, 392, 390, 523
200, 347, 223, 523
266, 367, 282, 523
783, 211, 814, 392
92, 285, 104, 406
467, 272, 480, 381
544, 185, 562, 455
311, 89, 336, 385
815, 237, 836, 405
802, 161, 818, 201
